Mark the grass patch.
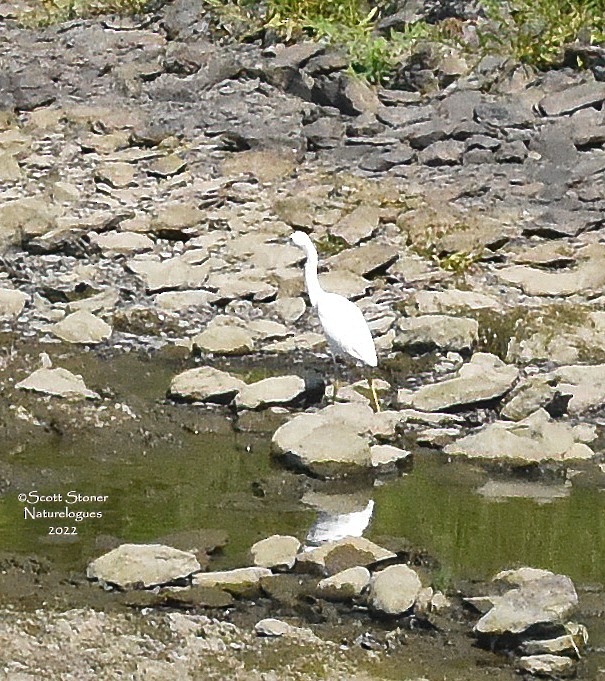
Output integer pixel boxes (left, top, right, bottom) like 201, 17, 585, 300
479, 0, 605, 69
20, 0, 153, 25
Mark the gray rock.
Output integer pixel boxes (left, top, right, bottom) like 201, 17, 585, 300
411, 289, 502, 314
547, 364, 605, 414
168, 367, 245, 404
254, 618, 320, 642
296, 537, 396, 576
445, 408, 594, 462
539, 82, 605, 116
394, 314, 478, 353
316, 566, 371, 601
516, 654, 575, 677
16, 367, 99, 400
370, 444, 411, 469
474, 569, 578, 635
51, 311, 112, 344
418, 139, 464, 165
327, 241, 399, 277
91, 231, 154, 254
0, 287, 28, 319
193, 323, 255, 356
250, 535, 301, 571
192, 567, 272, 596
500, 376, 559, 420
304, 118, 346, 149
330, 205, 381, 246
128, 257, 210, 292
368, 564, 422, 616
87, 543, 201, 589
406, 353, 518, 412
235, 375, 307, 410
519, 622, 588, 656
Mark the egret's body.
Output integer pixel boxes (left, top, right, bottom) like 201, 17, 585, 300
291, 231, 379, 410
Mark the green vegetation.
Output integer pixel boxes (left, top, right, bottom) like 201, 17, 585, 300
480, 0, 605, 68
20, 0, 152, 25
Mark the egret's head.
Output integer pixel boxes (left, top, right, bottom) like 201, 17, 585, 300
290, 230, 315, 255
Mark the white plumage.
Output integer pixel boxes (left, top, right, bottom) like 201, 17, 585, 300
290, 230, 379, 409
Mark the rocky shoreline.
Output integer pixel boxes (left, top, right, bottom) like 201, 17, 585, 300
0, 0, 604, 678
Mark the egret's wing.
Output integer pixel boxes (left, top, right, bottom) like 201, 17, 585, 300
317, 293, 377, 367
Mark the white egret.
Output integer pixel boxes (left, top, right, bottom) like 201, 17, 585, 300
290, 231, 380, 412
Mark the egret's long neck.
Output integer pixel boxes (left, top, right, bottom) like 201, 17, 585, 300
303, 248, 321, 308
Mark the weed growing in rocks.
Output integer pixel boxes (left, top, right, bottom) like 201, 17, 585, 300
20, 0, 153, 24
479, 0, 605, 69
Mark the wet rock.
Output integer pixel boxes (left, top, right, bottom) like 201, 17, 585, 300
474, 568, 578, 635
405, 353, 518, 412
370, 444, 411, 470
87, 543, 201, 589
316, 566, 371, 601
91, 231, 154, 254
254, 618, 320, 642
477, 480, 571, 503
250, 535, 301, 571
516, 654, 575, 677
0, 288, 28, 319
368, 564, 422, 616
271, 403, 383, 477
445, 408, 594, 462
193, 322, 255, 356
16, 367, 99, 400
297, 537, 395, 576
51, 311, 112, 344
168, 367, 245, 404
394, 314, 478, 353
330, 205, 381, 246
192, 567, 271, 596
235, 375, 307, 410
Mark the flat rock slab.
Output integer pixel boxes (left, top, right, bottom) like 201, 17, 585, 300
16, 366, 99, 399
516, 654, 575, 678
444, 408, 593, 462
394, 314, 478, 352
193, 324, 255, 356
316, 566, 371, 601
406, 353, 518, 412
87, 543, 201, 589
370, 444, 411, 469
91, 231, 154, 254
411, 289, 502, 314
250, 535, 301, 571
368, 564, 422, 616
235, 375, 307, 410
168, 366, 245, 404
330, 205, 380, 245
0, 287, 29, 319
254, 618, 320, 643
474, 568, 578, 635
128, 257, 210, 292
192, 567, 271, 596
297, 537, 396, 576
51, 310, 112, 344
539, 82, 605, 116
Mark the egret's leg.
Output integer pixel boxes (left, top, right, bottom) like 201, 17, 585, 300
368, 376, 380, 413
331, 354, 339, 403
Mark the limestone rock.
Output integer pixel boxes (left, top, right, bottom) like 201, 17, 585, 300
235, 375, 307, 410
370, 444, 411, 469
168, 366, 245, 404
411, 289, 502, 314
91, 231, 154, 254
316, 566, 371, 601
516, 654, 575, 677
394, 314, 478, 352
16, 367, 99, 400
192, 567, 271, 596
474, 569, 578, 635
297, 537, 395, 576
193, 323, 255, 356
87, 543, 201, 589
330, 205, 381, 246
254, 618, 320, 642
128, 257, 209, 292
444, 408, 594, 462
368, 565, 422, 616
51, 311, 112, 344
548, 364, 605, 414
250, 535, 301, 571
0, 288, 29, 319
407, 353, 518, 412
